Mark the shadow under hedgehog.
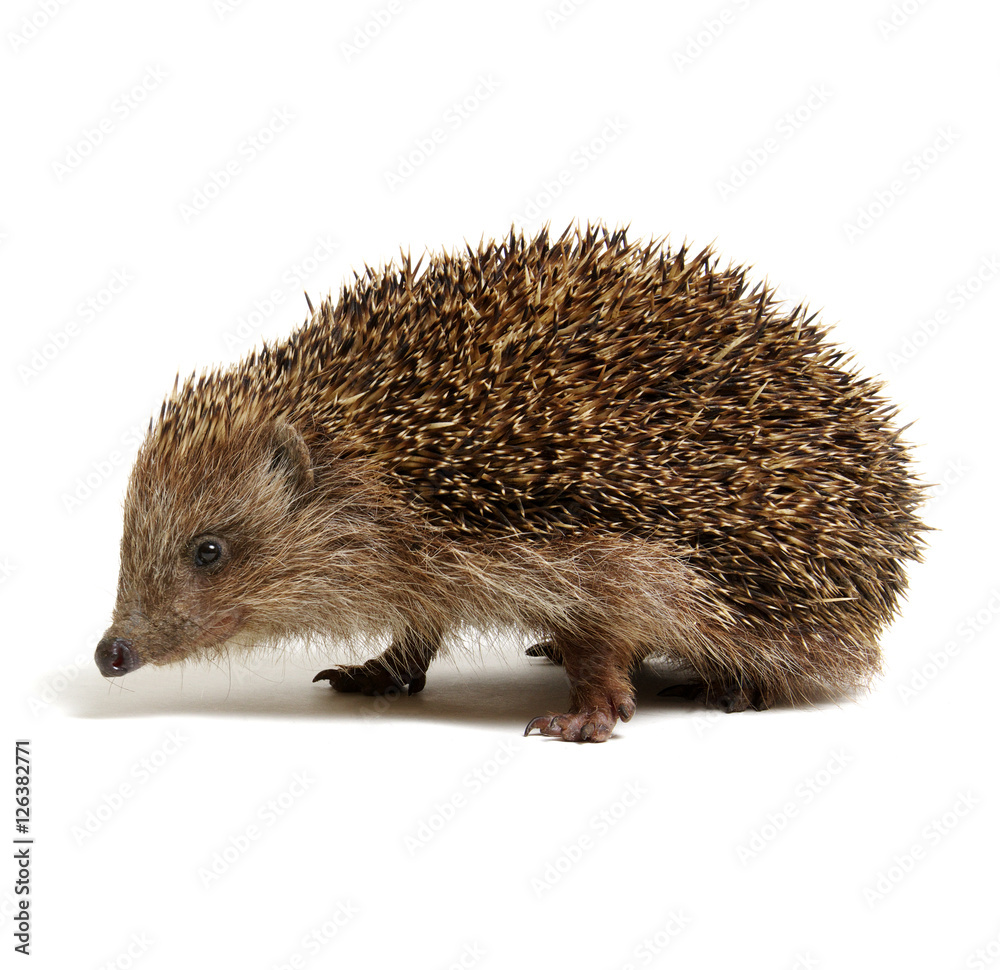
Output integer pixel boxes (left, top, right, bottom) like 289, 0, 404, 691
95, 224, 924, 742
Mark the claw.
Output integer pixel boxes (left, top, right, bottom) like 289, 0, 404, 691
523, 708, 619, 742
525, 642, 563, 665
524, 715, 554, 737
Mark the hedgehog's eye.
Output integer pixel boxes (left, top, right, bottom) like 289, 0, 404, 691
196, 541, 221, 566
191, 536, 227, 570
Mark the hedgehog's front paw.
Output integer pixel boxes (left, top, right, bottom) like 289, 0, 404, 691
524, 691, 635, 743
313, 660, 426, 696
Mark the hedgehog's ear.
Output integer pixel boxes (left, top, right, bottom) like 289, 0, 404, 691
269, 421, 314, 496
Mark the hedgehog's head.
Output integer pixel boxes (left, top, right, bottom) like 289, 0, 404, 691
95, 413, 324, 677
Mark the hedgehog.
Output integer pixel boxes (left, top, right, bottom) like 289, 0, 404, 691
94, 223, 924, 741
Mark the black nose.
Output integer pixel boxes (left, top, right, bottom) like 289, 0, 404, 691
95, 637, 141, 677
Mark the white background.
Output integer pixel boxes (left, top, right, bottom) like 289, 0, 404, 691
3, 1, 998, 967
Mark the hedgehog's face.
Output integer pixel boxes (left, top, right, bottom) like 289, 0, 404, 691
95, 420, 318, 677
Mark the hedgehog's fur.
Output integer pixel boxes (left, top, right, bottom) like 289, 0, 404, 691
97, 223, 924, 741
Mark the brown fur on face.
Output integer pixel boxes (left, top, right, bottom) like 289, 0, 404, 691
97, 224, 924, 739
102, 417, 408, 667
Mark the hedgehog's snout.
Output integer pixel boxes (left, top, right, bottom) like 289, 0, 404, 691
95, 636, 143, 677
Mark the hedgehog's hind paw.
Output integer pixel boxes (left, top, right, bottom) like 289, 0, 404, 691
313, 659, 426, 696
658, 681, 767, 713
523, 709, 613, 742
524, 691, 635, 743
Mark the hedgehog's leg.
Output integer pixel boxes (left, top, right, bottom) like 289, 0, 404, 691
524, 635, 636, 742
313, 631, 439, 697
